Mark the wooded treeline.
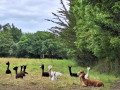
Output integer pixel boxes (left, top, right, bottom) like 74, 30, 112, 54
0, 23, 68, 59
47, 0, 120, 76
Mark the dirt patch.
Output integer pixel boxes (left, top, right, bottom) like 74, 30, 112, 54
110, 80, 120, 90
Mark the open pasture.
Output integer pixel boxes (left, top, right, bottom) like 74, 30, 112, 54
0, 58, 118, 90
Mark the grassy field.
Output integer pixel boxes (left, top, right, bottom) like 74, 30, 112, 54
0, 58, 119, 90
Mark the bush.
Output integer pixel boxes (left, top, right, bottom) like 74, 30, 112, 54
97, 58, 120, 77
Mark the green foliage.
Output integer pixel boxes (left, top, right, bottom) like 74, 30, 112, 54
0, 23, 22, 57
70, 0, 120, 66
17, 31, 68, 58
11, 24, 22, 43
0, 23, 68, 59
2, 23, 22, 43
34, 31, 55, 40
97, 58, 120, 77
42, 39, 57, 55
0, 30, 15, 56
46, 0, 77, 50
17, 34, 30, 57
46, 0, 120, 74
43, 39, 68, 58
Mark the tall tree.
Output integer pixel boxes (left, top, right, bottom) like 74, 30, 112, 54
11, 24, 22, 43
46, 0, 76, 50
0, 30, 14, 56
71, 0, 120, 65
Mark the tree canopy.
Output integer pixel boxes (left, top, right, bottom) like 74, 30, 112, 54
48, 0, 120, 71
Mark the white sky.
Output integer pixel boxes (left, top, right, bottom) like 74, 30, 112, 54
0, 0, 69, 33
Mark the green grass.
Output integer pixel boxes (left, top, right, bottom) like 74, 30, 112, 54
0, 58, 119, 90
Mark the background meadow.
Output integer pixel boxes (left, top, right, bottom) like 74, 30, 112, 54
0, 58, 118, 90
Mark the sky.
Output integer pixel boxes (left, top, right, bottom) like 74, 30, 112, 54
0, 0, 69, 33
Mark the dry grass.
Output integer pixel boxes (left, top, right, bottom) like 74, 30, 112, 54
0, 58, 118, 90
